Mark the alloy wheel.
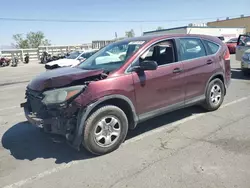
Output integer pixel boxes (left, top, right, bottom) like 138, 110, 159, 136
94, 116, 121, 147
210, 84, 222, 105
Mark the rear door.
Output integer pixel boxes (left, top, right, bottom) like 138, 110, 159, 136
236, 35, 250, 61
176, 37, 216, 102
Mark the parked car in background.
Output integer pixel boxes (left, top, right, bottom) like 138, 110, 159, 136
0, 56, 11, 67
45, 49, 99, 70
21, 34, 231, 155
226, 37, 238, 54
236, 34, 250, 75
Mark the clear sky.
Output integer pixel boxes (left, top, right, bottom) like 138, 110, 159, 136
0, 0, 249, 46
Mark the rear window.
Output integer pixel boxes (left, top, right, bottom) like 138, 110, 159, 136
203, 40, 220, 55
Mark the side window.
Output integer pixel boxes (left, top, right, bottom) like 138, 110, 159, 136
139, 40, 175, 66
203, 40, 220, 55
179, 38, 206, 61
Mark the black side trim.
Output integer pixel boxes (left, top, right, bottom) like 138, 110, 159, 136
138, 95, 205, 124
71, 95, 138, 150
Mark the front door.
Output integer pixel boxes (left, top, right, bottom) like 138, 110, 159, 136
236, 35, 250, 61
131, 39, 185, 118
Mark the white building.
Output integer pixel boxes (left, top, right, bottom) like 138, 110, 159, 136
143, 26, 246, 42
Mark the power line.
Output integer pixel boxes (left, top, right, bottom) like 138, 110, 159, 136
0, 14, 249, 23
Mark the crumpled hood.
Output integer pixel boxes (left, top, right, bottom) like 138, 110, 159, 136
28, 67, 104, 91
46, 59, 79, 67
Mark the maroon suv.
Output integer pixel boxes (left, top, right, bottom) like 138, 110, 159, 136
21, 34, 231, 155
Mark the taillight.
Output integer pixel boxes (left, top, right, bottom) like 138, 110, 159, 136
223, 48, 230, 61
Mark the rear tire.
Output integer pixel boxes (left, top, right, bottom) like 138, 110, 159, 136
202, 78, 225, 111
82, 105, 128, 155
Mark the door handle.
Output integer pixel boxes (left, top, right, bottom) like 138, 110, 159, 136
173, 67, 182, 73
206, 59, 213, 64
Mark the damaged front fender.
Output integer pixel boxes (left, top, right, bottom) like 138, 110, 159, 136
71, 94, 139, 150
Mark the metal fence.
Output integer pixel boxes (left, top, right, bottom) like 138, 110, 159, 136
92, 40, 116, 49
0, 48, 39, 61
0, 44, 92, 62
0, 39, 124, 62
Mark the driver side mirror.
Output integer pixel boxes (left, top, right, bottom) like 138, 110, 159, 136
131, 60, 158, 72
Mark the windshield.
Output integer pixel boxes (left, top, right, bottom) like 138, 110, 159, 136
66, 51, 82, 59
78, 40, 145, 72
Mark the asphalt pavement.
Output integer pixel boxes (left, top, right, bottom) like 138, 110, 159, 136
0, 55, 250, 188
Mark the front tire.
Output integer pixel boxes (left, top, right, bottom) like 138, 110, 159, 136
202, 78, 225, 111
82, 105, 128, 155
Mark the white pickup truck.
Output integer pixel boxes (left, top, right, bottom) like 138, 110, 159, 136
235, 34, 250, 75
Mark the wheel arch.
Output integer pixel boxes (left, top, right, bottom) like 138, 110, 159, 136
87, 96, 138, 130
72, 95, 138, 150
205, 73, 226, 96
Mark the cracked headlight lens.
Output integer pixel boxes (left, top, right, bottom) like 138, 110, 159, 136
42, 85, 85, 105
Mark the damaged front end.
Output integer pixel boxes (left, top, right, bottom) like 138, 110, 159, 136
20, 67, 109, 150
20, 85, 86, 142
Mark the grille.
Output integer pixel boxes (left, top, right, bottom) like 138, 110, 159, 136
26, 89, 46, 115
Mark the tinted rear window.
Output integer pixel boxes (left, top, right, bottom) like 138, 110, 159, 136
203, 40, 220, 55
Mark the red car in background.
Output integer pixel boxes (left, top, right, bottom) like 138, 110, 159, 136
0, 57, 11, 67
226, 38, 238, 54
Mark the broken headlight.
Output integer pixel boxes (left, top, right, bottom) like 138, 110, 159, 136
42, 85, 85, 105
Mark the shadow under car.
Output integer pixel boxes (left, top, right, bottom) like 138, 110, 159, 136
1, 105, 205, 164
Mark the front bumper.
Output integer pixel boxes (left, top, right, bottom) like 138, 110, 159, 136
20, 99, 79, 136
21, 102, 43, 128
21, 100, 87, 150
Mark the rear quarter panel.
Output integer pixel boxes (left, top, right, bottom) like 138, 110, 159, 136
214, 43, 231, 87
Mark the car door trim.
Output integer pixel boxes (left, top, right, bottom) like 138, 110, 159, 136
138, 95, 205, 123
